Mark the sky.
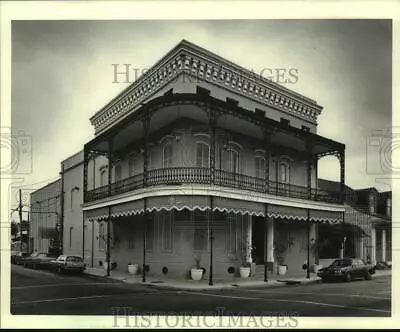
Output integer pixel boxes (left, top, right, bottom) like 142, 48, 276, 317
8, 19, 392, 210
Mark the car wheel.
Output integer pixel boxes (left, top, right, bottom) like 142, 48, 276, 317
365, 271, 372, 280
344, 272, 352, 282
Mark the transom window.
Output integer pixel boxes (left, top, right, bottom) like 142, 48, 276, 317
196, 142, 210, 168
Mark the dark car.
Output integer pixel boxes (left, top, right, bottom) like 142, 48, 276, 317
11, 251, 28, 265
23, 252, 58, 269
317, 258, 376, 282
49, 255, 86, 274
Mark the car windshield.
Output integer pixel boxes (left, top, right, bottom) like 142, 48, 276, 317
331, 259, 352, 267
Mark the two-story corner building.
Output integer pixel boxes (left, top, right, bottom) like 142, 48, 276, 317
30, 179, 61, 253
318, 179, 392, 265
81, 40, 346, 282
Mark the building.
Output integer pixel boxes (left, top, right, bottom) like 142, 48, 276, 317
75, 40, 346, 282
318, 179, 392, 265
30, 179, 61, 253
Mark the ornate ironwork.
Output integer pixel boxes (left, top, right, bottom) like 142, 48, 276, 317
85, 167, 342, 204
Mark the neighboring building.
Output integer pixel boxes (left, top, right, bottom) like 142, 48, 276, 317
30, 179, 61, 253
78, 40, 346, 281
318, 179, 392, 264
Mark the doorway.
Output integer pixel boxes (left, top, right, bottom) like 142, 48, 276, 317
251, 216, 265, 264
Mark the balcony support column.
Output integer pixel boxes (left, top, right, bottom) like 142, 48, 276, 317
141, 112, 151, 283
339, 150, 345, 203
207, 105, 218, 286
263, 130, 271, 193
106, 138, 113, 277
264, 203, 269, 282
83, 147, 89, 203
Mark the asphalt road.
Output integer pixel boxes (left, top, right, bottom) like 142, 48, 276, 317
11, 264, 391, 323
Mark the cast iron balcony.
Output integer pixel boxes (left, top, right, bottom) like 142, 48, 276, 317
84, 167, 341, 204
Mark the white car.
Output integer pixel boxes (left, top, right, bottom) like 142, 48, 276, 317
49, 255, 86, 274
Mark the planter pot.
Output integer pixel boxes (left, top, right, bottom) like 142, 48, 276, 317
103, 262, 109, 271
312, 264, 323, 273
128, 264, 138, 275
191, 268, 203, 281
278, 265, 288, 276
240, 267, 251, 279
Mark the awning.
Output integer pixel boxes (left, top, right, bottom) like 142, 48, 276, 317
147, 195, 209, 212
84, 206, 110, 222
268, 204, 308, 221
310, 209, 343, 223
111, 200, 145, 218
213, 197, 265, 216
84, 196, 342, 224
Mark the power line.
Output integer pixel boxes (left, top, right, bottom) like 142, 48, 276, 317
11, 176, 60, 190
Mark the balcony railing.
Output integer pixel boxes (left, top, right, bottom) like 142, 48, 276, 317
84, 167, 342, 204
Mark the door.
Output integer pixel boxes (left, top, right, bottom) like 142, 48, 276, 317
251, 216, 265, 265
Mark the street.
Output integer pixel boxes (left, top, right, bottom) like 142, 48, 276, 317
11, 264, 391, 320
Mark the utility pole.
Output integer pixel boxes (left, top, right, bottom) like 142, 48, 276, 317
18, 189, 23, 224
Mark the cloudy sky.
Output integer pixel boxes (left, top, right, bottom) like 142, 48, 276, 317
9, 19, 392, 208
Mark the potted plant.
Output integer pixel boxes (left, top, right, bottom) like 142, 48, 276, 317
190, 257, 203, 281
238, 235, 253, 279
273, 242, 287, 275
128, 263, 138, 275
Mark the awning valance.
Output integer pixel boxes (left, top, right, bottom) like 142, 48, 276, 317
84, 196, 343, 224
310, 209, 343, 223
213, 197, 265, 216
147, 195, 209, 212
84, 206, 110, 222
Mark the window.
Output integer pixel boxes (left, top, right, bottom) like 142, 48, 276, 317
145, 217, 155, 251
280, 163, 290, 184
163, 144, 173, 168
196, 142, 210, 167
69, 227, 73, 248
223, 149, 240, 173
194, 210, 208, 251
301, 125, 310, 132
255, 156, 266, 178
161, 211, 173, 251
99, 222, 105, 250
128, 155, 137, 176
226, 213, 237, 252
115, 163, 122, 182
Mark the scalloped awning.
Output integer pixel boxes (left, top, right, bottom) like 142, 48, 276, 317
84, 196, 342, 224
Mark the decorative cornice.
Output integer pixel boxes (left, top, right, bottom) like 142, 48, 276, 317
90, 40, 323, 135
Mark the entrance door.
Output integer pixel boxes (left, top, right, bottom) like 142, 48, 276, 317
252, 217, 265, 264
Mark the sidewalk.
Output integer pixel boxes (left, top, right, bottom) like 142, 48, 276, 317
82, 267, 326, 290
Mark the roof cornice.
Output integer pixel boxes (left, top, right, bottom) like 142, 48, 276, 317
90, 39, 324, 135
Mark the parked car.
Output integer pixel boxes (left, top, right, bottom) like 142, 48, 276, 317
375, 261, 392, 270
49, 255, 86, 274
317, 258, 375, 282
23, 252, 58, 269
11, 251, 28, 265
